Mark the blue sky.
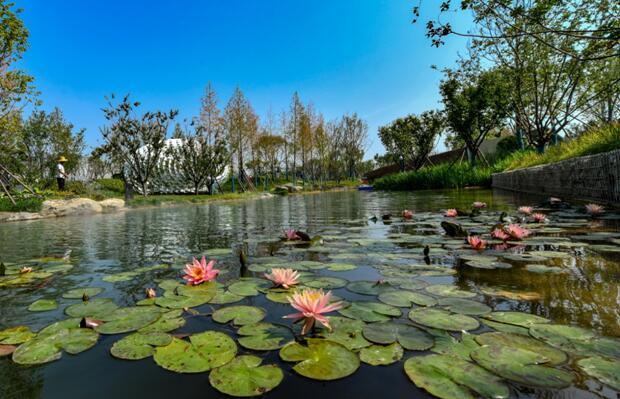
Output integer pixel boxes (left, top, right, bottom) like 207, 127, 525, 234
17, 0, 471, 157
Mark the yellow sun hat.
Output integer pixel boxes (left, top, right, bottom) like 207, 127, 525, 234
57, 156, 68, 162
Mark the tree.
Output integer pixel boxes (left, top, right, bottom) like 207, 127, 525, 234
101, 94, 178, 196
340, 113, 368, 179
224, 86, 254, 190
0, 110, 22, 173
286, 92, 304, 180
440, 69, 510, 165
257, 134, 286, 180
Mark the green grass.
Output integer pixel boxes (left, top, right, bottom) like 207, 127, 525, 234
505, 123, 620, 170
126, 192, 265, 207
0, 197, 44, 212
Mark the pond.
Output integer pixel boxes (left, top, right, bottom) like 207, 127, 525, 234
0, 189, 619, 399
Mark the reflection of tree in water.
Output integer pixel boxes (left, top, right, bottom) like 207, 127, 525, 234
0, 359, 44, 399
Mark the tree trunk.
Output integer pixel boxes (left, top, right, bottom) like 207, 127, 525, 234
141, 181, 148, 197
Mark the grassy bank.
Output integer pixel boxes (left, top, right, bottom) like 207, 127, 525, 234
0, 197, 44, 212
126, 192, 268, 207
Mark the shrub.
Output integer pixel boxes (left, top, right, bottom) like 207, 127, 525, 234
374, 162, 497, 190
0, 197, 44, 212
95, 178, 125, 193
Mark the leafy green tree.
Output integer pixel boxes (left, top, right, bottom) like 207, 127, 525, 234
101, 94, 178, 196
257, 134, 286, 180
340, 113, 368, 179
224, 86, 255, 190
440, 70, 510, 165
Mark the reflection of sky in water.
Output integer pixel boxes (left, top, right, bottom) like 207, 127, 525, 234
0, 189, 618, 399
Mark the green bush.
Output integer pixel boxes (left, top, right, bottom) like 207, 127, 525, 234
95, 178, 125, 193
0, 197, 44, 212
374, 162, 498, 190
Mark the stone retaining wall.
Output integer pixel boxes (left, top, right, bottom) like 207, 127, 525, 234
492, 150, 620, 204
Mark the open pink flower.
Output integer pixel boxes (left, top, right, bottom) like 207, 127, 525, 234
491, 228, 510, 241
518, 206, 533, 215
467, 236, 487, 250
445, 209, 458, 217
402, 210, 414, 219
182, 256, 219, 285
283, 289, 343, 335
20, 266, 33, 274
283, 229, 300, 241
505, 224, 530, 240
532, 213, 547, 223
264, 268, 300, 289
585, 203, 604, 216
145, 287, 157, 298
472, 201, 487, 209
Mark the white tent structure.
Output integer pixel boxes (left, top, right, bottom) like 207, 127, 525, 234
130, 138, 229, 195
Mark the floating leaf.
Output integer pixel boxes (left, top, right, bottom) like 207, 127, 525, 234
237, 323, 294, 351
209, 355, 283, 397
102, 271, 139, 283
577, 356, 620, 391
339, 301, 401, 323
362, 322, 433, 350
65, 298, 119, 319
62, 287, 105, 299
528, 250, 570, 259
425, 284, 476, 298
404, 354, 509, 399
205, 248, 232, 256
481, 319, 529, 335
482, 311, 549, 327
529, 324, 620, 358
304, 276, 347, 289
501, 253, 547, 262
525, 264, 566, 274
139, 309, 186, 333
409, 308, 479, 331
437, 298, 491, 315
0, 326, 35, 345
471, 345, 573, 388
110, 332, 172, 360
212, 306, 266, 326
360, 343, 403, 366
475, 332, 566, 365
28, 299, 58, 312
96, 306, 163, 334
378, 290, 437, 307
208, 289, 244, 305
430, 332, 479, 361
228, 278, 271, 297
279, 339, 359, 380
154, 331, 237, 373
346, 280, 397, 295
318, 316, 371, 351
326, 263, 357, 271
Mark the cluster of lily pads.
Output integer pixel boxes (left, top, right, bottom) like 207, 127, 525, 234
1, 199, 619, 398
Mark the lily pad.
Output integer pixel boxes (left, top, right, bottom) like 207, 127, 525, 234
430, 332, 480, 361
482, 311, 549, 327
481, 319, 530, 335
425, 284, 476, 298
577, 356, 620, 390
339, 301, 401, 323
437, 298, 491, 315
392, 279, 429, 290
362, 322, 433, 350
501, 253, 547, 262
409, 308, 479, 331
360, 343, 403, 366
65, 298, 119, 319
110, 332, 172, 360
208, 289, 244, 305
205, 248, 232, 256
154, 331, 237, 373
318, 316, 372, 351
212, 306, 266, 326
96, 306, 163, 334
528, 250, 570, 259
102, 271, 139, 283
0, 326, 35, 345
228, 279, 271, 297
326, 263, 357, 271
378, 290, 437, 307
404, 354, 510, 399
237, 323, 294, 351
304, 276, 348, 289
529, 324, 620, 358
209, 355, 283, 397
279, 339, 359, 380
471, 345, 573, 388
139, 309, 186, 333
28, 299, 58, 312
346, 280, 397, 295
62, 287, 105, 299
475, 332, 567, 365
525, 264, 566, 274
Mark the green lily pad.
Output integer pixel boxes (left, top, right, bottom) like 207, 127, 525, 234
339, 301, 401, 323
318, 316, 372, 350
62, 287, 105, 299
237, 323, 294, 351
409, 308, 479, 331
139, 309, 186, 333
155, 282, 217, 309
110, 332, 172, 360
404, 354, 510, 399
208, 289, 244, 304
65, 298, 119, 319
525, 264, 566, 274
475, 332, 567, 365
481, 319, 530, 335
209, 355, 283, 397
378, 290, 437, 307
430, 332, 480, 361
212, 306, 266, 326
425, 284, 476, 298
391, 279, 429, 290
437, 298, 491, 315
304, 276, 347, 289
205, 248, 232, 256
527, 250, 570, 259
360, 343, 403, 366
0, 326, 35, 345
326, 263, 357, 271
471, 345, 573, 388
102, 271, 139, 283
45, 264, 74, 273
577, 356, 620, 390
529, 324, 620, 358
28, 299, 58, 312
482, 311, 549, 327
154, 331, 237, 373
362, 322, 433, 350
279, 339, 359, 380
96, 306, 163, 334
465, 260, 512, 269
501, 253, 547, 262
346, 280, 397, 295
228, 278, 271, 297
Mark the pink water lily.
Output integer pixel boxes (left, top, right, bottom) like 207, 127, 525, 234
467, 236, 487, 250
20, 267, 33, 274
491, 228, 510, 241
182, 256, 219, 285
264, 268, 300, 289
518, 206, 533, 215
402, 210, 414, 219
283, 229, 300, 241
585, 203, 604, 216
445, 209, 458, 217
283, 289, 343, 335
505, 224, 531, 240
532, 213, 547, 223
145, 287, 157, 298
472, 201, 487, 209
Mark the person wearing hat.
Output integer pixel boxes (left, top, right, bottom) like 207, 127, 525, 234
56, 156, 68, 191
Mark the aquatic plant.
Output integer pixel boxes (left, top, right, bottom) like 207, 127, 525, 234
518, 206, 533, 215
264, 268, 300, 289
284, 289, 343, 335
467, 236, 487, 250
532, 213, 547, 223
19, 267, 33, 274
445, 208, 458, 217
472, 201, 487, 209
491, 228, 510, 241
585, 203, 604, 216
283, 229, 300, 240
504, 224, 531, 240
145, 288, 156, 298
182, 257, 219, 285
402, 210, 414, 219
